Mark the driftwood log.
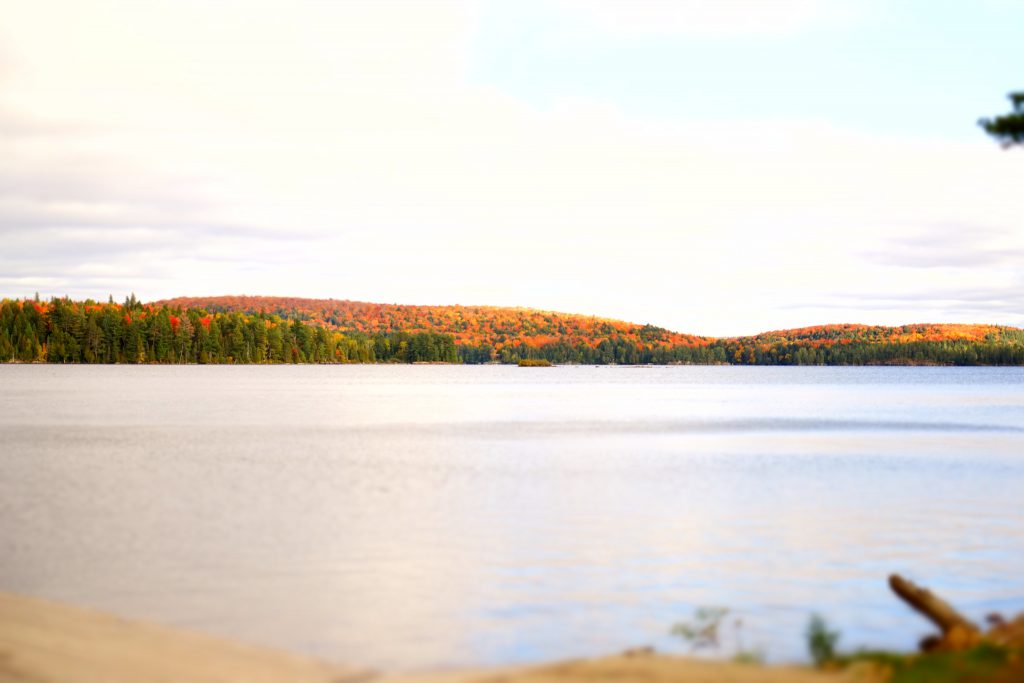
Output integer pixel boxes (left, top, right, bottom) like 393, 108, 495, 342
888, 574, 980, 651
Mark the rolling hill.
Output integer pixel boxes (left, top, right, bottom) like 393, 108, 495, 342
2, 294, 1022, 365
153, 295, 1024, 365
154, 295, 708, 351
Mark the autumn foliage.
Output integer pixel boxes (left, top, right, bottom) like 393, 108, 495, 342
2, 294, 1022, 365
156, 295, 707, 352
151, 295, 1024, 366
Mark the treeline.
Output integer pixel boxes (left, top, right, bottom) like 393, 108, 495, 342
2, 297, 1023, 366
156, 295, 708, 350
488, 337, 1024, 366
713, 338, 1024, 366
0, 297, 457, 364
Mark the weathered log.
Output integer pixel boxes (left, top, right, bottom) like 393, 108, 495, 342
888, 574, 979, 636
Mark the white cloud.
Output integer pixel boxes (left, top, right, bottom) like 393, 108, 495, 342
1, 1, 1022, 335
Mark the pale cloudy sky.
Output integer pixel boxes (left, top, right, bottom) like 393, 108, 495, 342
1, 0, 1022, 335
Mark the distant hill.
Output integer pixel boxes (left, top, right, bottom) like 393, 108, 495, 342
154, 295, 708, 350
737, 322, 1013, 345
2, 294, 1022, 365
726, 322, 1023, 365
157, 295, 1015, 345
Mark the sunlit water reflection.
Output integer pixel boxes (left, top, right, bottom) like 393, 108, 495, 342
1, 365, 1022, 669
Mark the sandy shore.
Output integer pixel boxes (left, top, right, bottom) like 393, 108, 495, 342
401, 655, 843, 683
0, 592, 840, 683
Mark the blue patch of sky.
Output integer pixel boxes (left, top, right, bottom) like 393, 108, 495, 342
467, 1, 1024, 141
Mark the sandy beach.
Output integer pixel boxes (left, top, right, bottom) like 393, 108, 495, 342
0, 592, 843, 683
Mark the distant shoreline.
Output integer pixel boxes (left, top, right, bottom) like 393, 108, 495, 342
3, 296, 1023, 366
2, 358, 1015, 368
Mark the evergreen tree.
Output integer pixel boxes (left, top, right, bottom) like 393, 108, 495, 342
980, 92, 1024, 147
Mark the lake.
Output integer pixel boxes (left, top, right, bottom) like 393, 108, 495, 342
1, 365, 1022, 670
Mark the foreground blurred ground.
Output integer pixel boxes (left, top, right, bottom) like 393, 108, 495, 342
0, 592, 838, 683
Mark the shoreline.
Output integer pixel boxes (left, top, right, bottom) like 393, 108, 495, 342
4, 359, 1017, 366
0, 591, 839, 683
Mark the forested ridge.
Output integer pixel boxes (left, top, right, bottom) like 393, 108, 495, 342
2, 295, 1023, 365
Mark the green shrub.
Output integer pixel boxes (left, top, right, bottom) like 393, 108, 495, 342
806, 614, 840, 666
671, 607, 730, 651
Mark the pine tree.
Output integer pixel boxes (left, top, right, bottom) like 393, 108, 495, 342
980, 92, 1024, 147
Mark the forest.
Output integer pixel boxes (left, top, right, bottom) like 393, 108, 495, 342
0, 296, 458, 365
2, 295, 1023, 366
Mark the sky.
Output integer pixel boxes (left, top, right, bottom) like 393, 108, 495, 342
1, 0, 1022, 336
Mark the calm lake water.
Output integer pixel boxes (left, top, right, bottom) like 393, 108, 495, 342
1, 365, 1023, 669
